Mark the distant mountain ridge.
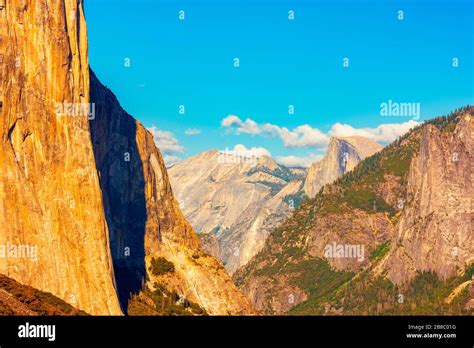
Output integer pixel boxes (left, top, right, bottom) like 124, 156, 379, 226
169, 151, 305, 273
169, 135, 382, 274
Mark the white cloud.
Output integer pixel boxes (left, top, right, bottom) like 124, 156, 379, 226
329, 120, 419, 145
221, 115, 329, 149
269, 124, 328, 148
221, 144, 271, 158
148, 126, 184, 154
221, 115, 261, 134
184, 128, 201, 136
222, 114, 419, 148
275, 153, 323, 168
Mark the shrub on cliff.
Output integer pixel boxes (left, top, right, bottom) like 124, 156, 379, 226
150, 257, 175, 276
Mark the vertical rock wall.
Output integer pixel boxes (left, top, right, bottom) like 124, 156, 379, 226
0, 0, 121, 315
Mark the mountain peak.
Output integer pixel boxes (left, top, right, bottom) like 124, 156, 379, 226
168, 148, 303, 273
304, 135, 382, 197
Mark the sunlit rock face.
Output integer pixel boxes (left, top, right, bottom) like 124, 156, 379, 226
381, 114, 474, 286
169, 151, 305, 273
0, 0, 122, 315
0, 0, 252, 316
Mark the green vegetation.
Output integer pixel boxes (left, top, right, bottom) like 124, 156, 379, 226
298, 265, 474, 315
424, 105, 472, 131
317, 188, 396, 216
282, 191, 308, 209
286, 258, 354, 315
128, 282, 207, 316
235, 107, 474, 316
0, 274, 88, 316
149, 257, 175, 276
369, 241, 391, 262
396, 266, 473, 315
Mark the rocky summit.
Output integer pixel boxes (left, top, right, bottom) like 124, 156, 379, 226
304, 136, 382, 198
169, 151, 306, 274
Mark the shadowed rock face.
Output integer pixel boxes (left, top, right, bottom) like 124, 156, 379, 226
89, 71, 147, 312
89, 73, 254, 315
0, 0, 122, 315
304, 136, 382, 198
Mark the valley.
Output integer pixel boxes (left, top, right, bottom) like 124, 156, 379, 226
0, 0, 471, 318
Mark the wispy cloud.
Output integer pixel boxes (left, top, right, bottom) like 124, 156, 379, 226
148, 126, 184, 154
162, 155, 182, 167
221, 115, 261, 135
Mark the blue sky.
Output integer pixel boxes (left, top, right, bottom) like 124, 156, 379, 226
85, 0, 473, 167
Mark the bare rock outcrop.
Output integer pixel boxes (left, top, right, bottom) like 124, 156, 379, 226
236, 109, 473, 314
169, 151, 304, 273
382, 114, 473, 285
304, 136, 382, 197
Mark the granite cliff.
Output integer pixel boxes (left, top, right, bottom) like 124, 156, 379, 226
380, 112, 473, 285
169, 136, 380, 275
0, 0, 121, 315
1, 0, 252, 315
304, 136, 382, 198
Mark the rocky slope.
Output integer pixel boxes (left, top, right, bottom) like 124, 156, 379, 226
89, 72, 253, 315
235, 107, 473, 314
1, 0, 252, 315
168, 151, 305, 273
304, 136, 382, 198
0, 274, 87, 316
0, 0, 121, 315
